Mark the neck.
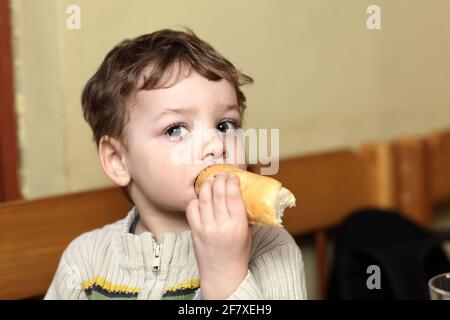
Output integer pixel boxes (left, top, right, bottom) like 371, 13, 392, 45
134, 203, 190, 243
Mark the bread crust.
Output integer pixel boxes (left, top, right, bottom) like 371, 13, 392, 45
194, 164, 287, 227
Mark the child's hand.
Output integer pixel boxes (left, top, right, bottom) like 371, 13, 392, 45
186, 171, 252, 300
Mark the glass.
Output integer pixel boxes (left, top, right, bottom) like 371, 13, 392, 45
428, 272, 450, 300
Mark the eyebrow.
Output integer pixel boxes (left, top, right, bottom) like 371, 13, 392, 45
154, 104, 238, 121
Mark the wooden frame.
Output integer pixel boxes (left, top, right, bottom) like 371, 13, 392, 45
390, 138, 432, 227
390, 130, 450, 228
0, 0, 21, 201
427, 130, 450, 206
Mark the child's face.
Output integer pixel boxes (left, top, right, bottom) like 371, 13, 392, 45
122, 70, 247, 213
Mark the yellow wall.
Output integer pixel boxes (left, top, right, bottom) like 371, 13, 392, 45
11, 0, 450, 197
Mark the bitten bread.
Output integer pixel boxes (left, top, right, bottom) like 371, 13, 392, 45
194, 164, 296, 227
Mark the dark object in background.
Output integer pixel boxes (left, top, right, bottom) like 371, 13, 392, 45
327, 208, 450, 299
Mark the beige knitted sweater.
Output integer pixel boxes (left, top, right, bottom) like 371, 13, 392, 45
44, 207, 307, 300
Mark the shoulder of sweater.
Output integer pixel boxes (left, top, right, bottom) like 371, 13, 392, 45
60, 214, 130, 263
250, 224, 300, 259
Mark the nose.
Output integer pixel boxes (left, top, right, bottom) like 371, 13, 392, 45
197, 124, 226, 162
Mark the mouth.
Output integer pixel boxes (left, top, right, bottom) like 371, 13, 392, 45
193, 164, 217, 187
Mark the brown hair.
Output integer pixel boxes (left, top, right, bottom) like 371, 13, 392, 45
81, 27, 253, 148
81, 28, 253, 204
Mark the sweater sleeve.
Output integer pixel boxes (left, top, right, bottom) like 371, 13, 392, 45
44, 233, 90, 300
193, 270, 264, 300
44, 254, 88, 300
226, 243, 307, 300
194, 241, 308, 300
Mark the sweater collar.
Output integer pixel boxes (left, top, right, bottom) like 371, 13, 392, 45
113, 207, 197, 272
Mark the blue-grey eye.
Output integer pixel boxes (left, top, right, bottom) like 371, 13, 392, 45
217, 120, 237, 133
166, 125, 188, 138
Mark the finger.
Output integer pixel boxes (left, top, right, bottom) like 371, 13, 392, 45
186, 198, 201, 231
198, 176, 215, 224
248, 224, 253, 238
226, 174, 247, 221
212, 171, 231, 222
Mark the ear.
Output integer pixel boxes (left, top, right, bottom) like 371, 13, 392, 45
98, 135, 131, 187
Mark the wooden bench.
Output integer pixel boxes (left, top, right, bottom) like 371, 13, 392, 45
0, 187, 131, 299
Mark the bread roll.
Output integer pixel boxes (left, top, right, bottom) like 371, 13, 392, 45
194, 164, 296, 227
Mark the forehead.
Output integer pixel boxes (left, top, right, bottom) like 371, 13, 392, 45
131, 70, 238, 119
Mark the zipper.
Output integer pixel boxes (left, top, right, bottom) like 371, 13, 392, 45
152, 237, 162, 273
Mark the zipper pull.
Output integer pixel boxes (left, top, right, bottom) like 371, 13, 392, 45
152, 239, 162, 273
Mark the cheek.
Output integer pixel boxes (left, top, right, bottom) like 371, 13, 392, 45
126, 139, 169, 179
165, 142, 192, 167
153, 163, 196, 207
130, 149, 193, 197
126, 138, 197, 208
142, 144, 193, 185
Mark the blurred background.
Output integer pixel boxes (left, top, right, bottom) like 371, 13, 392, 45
1, 0, 450, 300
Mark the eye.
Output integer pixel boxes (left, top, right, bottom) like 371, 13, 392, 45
217, 120, 240, 133
164, 122, 189, 139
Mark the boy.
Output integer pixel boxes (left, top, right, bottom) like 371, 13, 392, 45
44, 28, 307, 300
